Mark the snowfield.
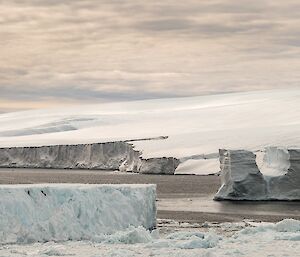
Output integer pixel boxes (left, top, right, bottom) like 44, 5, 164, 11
0, 184, 156, 244
0, 219, 299, 257
0, 89, 299, 174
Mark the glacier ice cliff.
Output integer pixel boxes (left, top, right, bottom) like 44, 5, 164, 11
0, 142, 179, 174
214, 147, 300, 200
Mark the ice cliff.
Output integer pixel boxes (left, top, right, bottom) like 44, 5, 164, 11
214, 147, 300, 200
0, 142, 179, 174
0, 184, 156, 244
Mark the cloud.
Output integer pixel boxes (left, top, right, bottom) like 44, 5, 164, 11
0, 0, 300, 112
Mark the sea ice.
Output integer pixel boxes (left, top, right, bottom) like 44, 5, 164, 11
0, 219, 299, 256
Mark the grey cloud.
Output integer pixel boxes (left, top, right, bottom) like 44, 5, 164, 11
0, 68, 28, 76
135, 19, 193, 31
281, 38, 300, 47
111, 0, 267, 17
133, 18, 278, 37
0, 0, 300, 112
0, 1, 289, 39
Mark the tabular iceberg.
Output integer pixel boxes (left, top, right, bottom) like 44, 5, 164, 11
214, 147, 300, 200
0, 184, 156, 244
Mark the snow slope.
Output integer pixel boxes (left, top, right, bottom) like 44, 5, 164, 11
0, 184, 156, 244
0, 89, 299, 174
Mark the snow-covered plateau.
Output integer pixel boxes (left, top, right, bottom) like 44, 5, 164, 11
0, 89, 299, 175
0, 184, 156, 244
215, 147, 300, 200
0, 219, 299, 257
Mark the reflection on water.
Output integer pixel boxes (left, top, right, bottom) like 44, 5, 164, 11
216, 199, 300, 216
159, 196, 300, 217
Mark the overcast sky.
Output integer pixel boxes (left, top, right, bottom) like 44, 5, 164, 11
1, 0, 300, 112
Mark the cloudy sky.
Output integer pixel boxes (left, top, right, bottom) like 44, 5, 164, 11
0, 0, 299, 112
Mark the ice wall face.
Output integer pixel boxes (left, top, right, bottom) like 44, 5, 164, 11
0, 142, 179, 174
0, 142, 140, 171
0, 184, 156, 244
139, 157, 180, 174
214, 148, 300, 200
214, 149, 267, 200
269, 149, 300, 199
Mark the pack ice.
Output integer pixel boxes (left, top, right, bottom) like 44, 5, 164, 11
0, 184, 156, 244
215, 147, 300, 200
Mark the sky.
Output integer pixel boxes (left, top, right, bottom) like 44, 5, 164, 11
0, 0, 300, 112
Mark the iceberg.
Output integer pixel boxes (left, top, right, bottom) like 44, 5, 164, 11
214, 147, 300, 200
0, 184, 156, 244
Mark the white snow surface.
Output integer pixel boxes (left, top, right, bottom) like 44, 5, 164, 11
0, 89, 299, 174
175, 159, 220, 175
0, 184, 156, 245
0, 219, 299, 256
